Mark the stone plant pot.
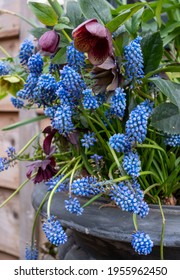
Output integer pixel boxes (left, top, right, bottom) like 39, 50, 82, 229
32, 184, 180, 260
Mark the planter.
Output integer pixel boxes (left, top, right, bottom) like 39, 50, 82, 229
32, 184, 180, 260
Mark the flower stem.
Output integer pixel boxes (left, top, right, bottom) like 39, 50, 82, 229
0, 45, 11, 58
0, 173, 36, 208
47, 165, 81, 218
156, 196, 165, 260
61, 29, 72, 43
69, 158, 82, 196
0, 9, 37, 28
17, 132, 40, 157
31, 191, 50, 244
133, 213, 138, 231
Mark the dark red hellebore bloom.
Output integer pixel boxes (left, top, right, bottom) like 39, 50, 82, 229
72, 19, 113, 66
39, 30, 60, 53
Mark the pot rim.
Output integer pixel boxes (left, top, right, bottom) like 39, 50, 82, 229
32, 183, 180, 247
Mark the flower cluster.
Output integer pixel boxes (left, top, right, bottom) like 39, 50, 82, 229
124, 36, 144, 86
1, 1, 179, 260
42, 216, 67, 246
0, 61, 10, 76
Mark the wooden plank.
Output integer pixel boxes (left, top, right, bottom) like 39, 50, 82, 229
0, 96, 19, 112
0, 28, 19, 39
0, 112, 20, 189
0, 188, 20, 257
0, 251, 18, 260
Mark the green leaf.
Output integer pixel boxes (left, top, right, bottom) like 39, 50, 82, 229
144, 63, 180, 79
51, 47, 67, 64
66, 1, 84, 27
141, 32, 163, 74
149, 78, 180, 109
125, 8, 144, 37
106, 4, 145, 32
151, 103, 180, 134
30, 27, 49, 39
161, 22, 180, 38
0, 75, 24, 97
155, 0, 163, 28
3, 76, 20, 83
28, 2, 58, 26
163, 28, 180, 46
78, 0, 112, 24
2, 115, 47, 131
54, 23, 73, 31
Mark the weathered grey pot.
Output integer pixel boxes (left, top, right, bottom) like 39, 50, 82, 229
32, 184, 180, 260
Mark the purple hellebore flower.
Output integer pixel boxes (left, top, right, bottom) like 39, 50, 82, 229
39, 30, 60, 54
72, 19, 113, 66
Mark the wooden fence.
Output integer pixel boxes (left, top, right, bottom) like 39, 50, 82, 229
0, 0, 49, 260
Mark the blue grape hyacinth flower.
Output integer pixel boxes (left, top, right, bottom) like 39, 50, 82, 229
42, 216, 67, 246
124, 36, 144, 86
125, 99, 154, 144
28, 53, 43, 74
109, 133, 131, 153
60, 65, 86, 97
0, 61, 10, 76
65, 196, 84, 215
51, 104, 74, 134
164, 134, 180, 147
123, 151, 141, 178
81, 132, 96, 148
11, 97, 24, 109
67, 41, 86, 72
131, 231, 153, 255
72, 176, 101, 197
19, 39, 34, 66
82, 89, 99, 110
110, 87, 126, 118
25, 243, 38, 260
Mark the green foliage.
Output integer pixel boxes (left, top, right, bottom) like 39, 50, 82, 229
66, 1, 84, 27
28, 2, 58, 26
141, 32, 163, 74
51, 47, 67, 65
106, 3, 145, 32
0, 75, 24, 98
151, 103, 180, 134
78, 0, 112, 24
150, 78, 180, 110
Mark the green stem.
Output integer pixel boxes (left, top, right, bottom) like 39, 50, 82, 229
47, 165, 81, 217
144, 183, 160, 195
61, 29, 72, 43
31, 192, 49, 244
96, 108, 116, 134
156, 196, 165, 260
93, 113, 111, 138
108, 144, 125, 176
17, 132, 40, 157
82, 110, 111, 156
69, 158, 82, 195
0, 173, 36, 208
0, 9, 37, 28
47, 0, 63, 17
133, 214, 138, 231
0, 45, 11, 58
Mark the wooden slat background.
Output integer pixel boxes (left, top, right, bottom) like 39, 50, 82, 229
0, 0, 46, 259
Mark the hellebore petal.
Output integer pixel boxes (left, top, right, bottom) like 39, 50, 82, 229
92, 56, 122, 93
72, 19, 113, 65
43, 126, 57, 155
39, 30, 60, 53
26, 157, 57, 184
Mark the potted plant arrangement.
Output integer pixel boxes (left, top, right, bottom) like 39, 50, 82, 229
0, 0, 180, 260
